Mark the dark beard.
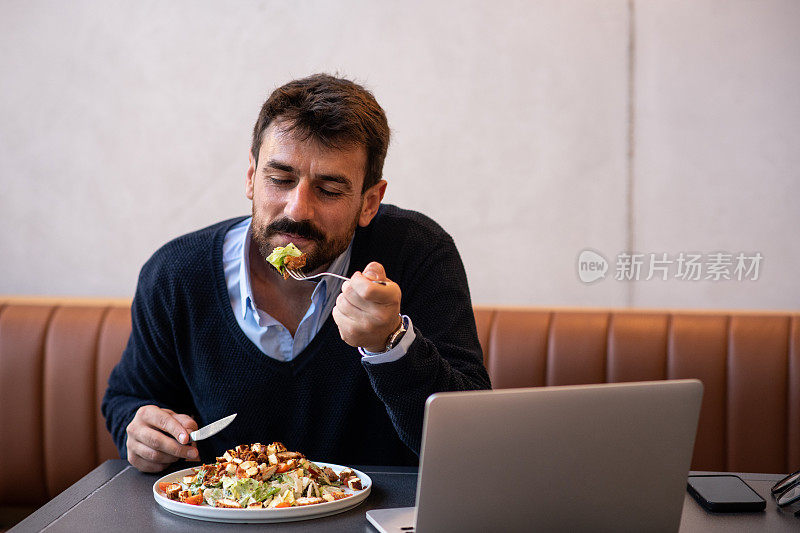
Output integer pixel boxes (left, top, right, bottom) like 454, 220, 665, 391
251, 207, 359, 274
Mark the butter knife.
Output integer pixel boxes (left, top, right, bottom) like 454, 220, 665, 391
190, 413, 237, 441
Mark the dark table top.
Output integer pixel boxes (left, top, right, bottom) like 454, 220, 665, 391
11, 461, 799, 532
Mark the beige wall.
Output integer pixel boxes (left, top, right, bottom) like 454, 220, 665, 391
0, 0, 797, 310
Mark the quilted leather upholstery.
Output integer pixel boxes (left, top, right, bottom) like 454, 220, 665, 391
1, 297, 798, 506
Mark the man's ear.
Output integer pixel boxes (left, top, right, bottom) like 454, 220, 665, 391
358, 180, 387, 227
246, 150, 256, 200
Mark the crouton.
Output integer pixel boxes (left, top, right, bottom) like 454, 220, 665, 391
266, 442, 287, 455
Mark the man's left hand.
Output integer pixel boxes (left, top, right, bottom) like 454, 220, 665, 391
333, 261, 402, 353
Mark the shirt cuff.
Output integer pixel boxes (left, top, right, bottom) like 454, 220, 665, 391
359, 315, 415, 364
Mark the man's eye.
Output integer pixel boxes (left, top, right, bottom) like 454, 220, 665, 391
319, 187, 344, 198
269, 177, 293, 186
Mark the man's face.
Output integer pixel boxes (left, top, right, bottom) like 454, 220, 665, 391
246, 121, 384, 274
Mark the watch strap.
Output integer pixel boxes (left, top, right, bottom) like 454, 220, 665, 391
385, 315, 407, 351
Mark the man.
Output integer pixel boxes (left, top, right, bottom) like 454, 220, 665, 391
102, 74, 490, 473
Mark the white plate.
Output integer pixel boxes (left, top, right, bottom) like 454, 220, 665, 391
153, 462, 371, 523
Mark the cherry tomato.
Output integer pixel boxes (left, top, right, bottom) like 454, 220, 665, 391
184, 494, 203, 505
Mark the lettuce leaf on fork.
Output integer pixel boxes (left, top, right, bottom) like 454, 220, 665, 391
266, 243, 303, 275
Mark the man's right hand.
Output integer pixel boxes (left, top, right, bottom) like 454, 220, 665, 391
125, 405, 200, 472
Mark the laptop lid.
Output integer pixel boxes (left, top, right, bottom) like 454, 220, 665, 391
374, 379, 702, 533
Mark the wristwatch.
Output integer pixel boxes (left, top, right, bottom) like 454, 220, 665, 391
384, 315, 407, 351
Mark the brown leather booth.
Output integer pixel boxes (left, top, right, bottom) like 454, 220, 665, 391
1, 297, 798, 512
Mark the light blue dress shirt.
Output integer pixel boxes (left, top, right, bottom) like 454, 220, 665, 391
222, 217, 414, 363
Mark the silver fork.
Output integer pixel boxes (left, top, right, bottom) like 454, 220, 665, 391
285, 268, 388, 285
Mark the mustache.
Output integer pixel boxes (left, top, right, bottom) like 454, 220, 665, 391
265, 218, 325, 242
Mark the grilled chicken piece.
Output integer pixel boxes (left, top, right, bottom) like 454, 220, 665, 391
323, 490, 350, 501
296, 497, 325, 506
215, 498, 242, 508
165, 483, 182, 500
258, 463, 277, 480
282, 254, 307, 279
275, 451, 304, 462
322, 467, 339, 483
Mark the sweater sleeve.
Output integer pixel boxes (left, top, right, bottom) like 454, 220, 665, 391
101, 255, 194, 458
361, 233, 491, 455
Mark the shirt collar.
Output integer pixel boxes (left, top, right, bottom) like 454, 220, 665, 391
239, 219, 256, 319
238, 218, 353, 319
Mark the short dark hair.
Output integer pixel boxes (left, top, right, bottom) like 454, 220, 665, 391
251, 74, 390, 192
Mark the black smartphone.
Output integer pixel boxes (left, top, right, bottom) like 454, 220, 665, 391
687, 474, 766, 512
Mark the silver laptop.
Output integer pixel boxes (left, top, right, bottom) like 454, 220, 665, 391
367, 379, 703, 533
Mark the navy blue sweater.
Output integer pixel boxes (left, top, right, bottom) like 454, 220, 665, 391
102, 204, 491, 466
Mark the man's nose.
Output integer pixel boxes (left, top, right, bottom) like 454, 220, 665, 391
284, 180, 314, 221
